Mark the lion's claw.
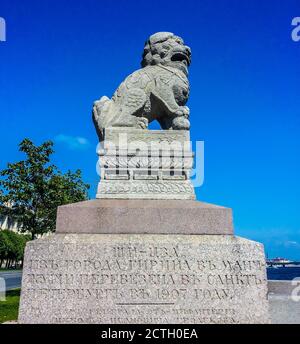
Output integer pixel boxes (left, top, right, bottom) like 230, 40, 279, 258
137, 117, 149, 129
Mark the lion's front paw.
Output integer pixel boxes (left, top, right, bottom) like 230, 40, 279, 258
175, 106, 190, 119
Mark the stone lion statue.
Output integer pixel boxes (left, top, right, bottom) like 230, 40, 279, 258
93, 32, 192, 140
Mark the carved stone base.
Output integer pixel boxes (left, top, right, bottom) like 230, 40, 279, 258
96, 180, 195, 200
18, 234, 270, 324
96, 127, 196, 200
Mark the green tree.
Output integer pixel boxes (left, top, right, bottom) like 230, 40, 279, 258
0, 230, 10, 268
0, 139, 90, 239
0, 230, 30, 268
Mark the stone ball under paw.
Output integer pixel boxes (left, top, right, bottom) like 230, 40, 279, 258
172, 116, 190, 130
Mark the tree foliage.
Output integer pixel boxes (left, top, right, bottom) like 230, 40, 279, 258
0, 230, 30, 268
0, 139, 90, 239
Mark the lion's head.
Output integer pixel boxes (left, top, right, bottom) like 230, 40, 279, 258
141, 32, 191, 74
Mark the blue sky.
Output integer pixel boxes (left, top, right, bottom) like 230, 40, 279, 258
0, 0, 299, 259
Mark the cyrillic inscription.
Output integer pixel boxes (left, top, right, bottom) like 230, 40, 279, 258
18, 235, 270, 323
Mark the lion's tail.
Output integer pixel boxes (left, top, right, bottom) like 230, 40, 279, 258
92, 96, 112, 141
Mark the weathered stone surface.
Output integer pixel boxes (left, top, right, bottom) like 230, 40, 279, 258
96, 128, 196, 200
96, 180, 195, 200
56, 199, 233, 235
92, 32, 192, 141
102, 127, 192, 147
18, 234, 270, 324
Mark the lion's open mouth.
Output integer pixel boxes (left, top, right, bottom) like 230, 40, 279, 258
171, 52, 190, 65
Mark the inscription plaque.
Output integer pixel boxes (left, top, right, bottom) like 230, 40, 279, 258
18, 234, 270, 323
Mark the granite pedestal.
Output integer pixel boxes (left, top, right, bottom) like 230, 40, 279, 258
56, 200, 233, 235
18, 200, 270, 324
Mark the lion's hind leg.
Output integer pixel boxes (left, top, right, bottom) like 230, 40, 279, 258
112, 88, 149, 128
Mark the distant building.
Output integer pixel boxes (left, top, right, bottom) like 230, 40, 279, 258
0, 213, 50, 238
0, 202, 22, 232
0, 214, 20, 232
1, 203, 50, 237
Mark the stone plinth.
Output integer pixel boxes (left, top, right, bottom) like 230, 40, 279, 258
56, 200, 233, 235
18, 234, 270, 324
96, 128, 196, 200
